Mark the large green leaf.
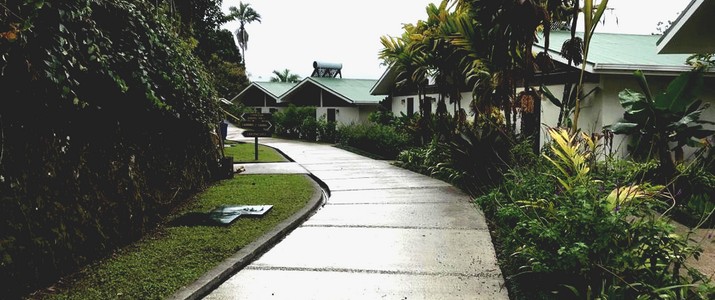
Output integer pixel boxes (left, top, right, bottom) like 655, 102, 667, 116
654, 71, 704, 113
604, 122, 639, 134
618, 89, 649, 116
633, 70, 653, 102
672, 107, 705, 129
541, 85, 562, 107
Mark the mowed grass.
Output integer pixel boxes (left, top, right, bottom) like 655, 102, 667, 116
45, 174, 315, 300
224, 142, 287, 163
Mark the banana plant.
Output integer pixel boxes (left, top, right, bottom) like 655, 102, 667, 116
605, 70, 715, 178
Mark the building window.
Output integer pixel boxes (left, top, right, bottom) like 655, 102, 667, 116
327, 108, 336, 123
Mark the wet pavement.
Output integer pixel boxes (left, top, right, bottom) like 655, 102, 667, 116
204, 124, 509, 299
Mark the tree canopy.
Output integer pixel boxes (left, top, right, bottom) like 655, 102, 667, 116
270, 69, 301, 83
226, 2, 262, 65
0, 0, 248, 296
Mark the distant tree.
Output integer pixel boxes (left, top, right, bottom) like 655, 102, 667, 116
226, 2, 262, 65
207, 54, 250, 98
157, 0, 248, 97
655, 19, 674, 35
270, 69, 301, 83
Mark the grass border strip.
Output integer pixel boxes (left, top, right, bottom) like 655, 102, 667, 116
168, 175, 326, 300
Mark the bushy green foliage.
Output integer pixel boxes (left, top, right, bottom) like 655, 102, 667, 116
671, 159, 715, 228
396, 123, 512, 194
396, 139, 449, 175
476, 129, 714, 299
606, 70, 714, 178
0, 0, 223, 296
593, 156, 715, 228
272, 105, 317, 139
368, 110, 396, 125
300, 116, 319, 142
337, 123, 412, 160
316, 118, 338, 143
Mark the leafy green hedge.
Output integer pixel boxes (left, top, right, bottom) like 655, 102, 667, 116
273, 105, 317, 139
0, 1, 221, 297
337, 123, 412, 160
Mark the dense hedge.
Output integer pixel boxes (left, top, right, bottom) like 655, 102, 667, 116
337, 123, 412, 159
0, 0, 221, 296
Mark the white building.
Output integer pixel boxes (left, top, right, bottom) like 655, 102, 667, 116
231, 62, 385, 125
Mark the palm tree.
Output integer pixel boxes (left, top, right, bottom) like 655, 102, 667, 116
226, 2, 261, 65
270, 69, 301, 83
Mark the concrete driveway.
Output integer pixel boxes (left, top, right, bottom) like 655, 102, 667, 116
207, 125, 509, 299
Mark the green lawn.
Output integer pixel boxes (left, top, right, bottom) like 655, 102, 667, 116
224, 142, 287, 163
44, 174, 315, 300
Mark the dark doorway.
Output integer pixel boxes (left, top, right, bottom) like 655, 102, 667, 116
407, 97, 414, 117
423, 97, 433, 115
327, 108, 336, 123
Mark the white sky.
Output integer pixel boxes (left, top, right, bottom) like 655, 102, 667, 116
220, 0, 691, 82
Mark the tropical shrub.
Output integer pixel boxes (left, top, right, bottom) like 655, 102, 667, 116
397, 123, 512, 195
395, 139, 451, 178
477, 128, 714, 299
272, 105, 316, 139
670, 157, 715, 228
337, 123, 412, 159
300, 116, 319, 141
317, 119, 338, 143
606, 70, 714, 179
368, 110, 396, 126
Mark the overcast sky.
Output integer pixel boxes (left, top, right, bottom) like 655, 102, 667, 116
220, 0, 691, 82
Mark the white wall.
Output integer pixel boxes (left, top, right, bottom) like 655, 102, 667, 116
317, 107, 360, 125
542, 74, 715, 161
359, 106, 378, 123
390, 92, 473, 117
539, 82, 604, 151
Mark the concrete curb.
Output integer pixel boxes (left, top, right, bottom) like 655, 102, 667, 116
259, 143, 332, 197
168, 175, 327, 300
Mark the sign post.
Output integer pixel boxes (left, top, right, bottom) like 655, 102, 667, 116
240, 113, 273, 160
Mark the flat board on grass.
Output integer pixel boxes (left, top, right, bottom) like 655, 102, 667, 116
207, 205, 274, 225
41, 175, 314, 300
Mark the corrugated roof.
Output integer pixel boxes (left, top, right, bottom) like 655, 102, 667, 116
535, 31, 693, 74
230, 81, 296, 102
304, 77, 385, 104
252, 82, 296, 98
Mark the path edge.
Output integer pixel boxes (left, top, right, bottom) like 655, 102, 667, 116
168, 175, 326, 300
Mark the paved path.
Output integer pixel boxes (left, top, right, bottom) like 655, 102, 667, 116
207, 125, 508, 299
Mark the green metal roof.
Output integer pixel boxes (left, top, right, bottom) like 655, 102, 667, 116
254, 82, 296, 98
535, 31, 694, 74
230, 81, 296, 102
285, 77, 385, 104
